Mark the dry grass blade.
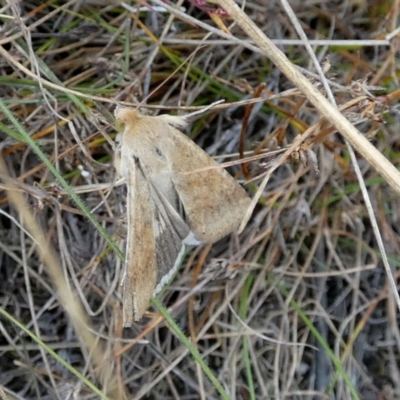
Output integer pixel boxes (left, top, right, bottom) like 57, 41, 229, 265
210, 0, 400, 196
0, 159, 120, 399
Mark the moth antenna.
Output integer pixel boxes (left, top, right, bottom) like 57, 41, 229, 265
157, 114, 189, 130
184, 99, 225, 120
157, 99, 225, 130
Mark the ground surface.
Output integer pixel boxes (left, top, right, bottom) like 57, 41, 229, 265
0, 1, 400, 399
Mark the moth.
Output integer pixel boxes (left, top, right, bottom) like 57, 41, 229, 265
114, 107, 251, 326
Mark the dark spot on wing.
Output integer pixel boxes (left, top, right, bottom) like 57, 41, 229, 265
154, 147, 166, 162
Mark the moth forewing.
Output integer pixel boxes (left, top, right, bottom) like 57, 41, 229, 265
124, 161, 158, 325
159, 122, 251, 243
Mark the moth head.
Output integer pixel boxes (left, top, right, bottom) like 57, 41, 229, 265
114, 106, 141, 130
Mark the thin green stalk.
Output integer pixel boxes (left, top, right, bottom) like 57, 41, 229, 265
153, 298, 232, 400
0, 100, 123, 260
0, 308, 110, 400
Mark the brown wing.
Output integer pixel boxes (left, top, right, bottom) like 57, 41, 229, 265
123, 157, 157, 326
141, 165, 192, 292
157, 117, 251, 243
151, 188, 190, 294
123, 157, 193, 325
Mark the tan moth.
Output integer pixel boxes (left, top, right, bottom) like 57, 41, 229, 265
114, 107, 251, 326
